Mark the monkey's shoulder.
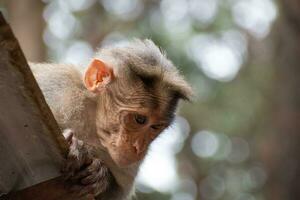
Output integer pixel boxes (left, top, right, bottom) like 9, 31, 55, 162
30, 62, 81, 82
29, 63, 90, 121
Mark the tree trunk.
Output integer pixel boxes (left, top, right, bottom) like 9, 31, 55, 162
6, 0, 46, 62
0, 11, 82, 200
265, 1, 300, 199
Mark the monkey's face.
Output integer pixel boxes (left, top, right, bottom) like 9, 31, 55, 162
95, 83, 175, 167
101, 108, 170, 167
84, 52, 192, 167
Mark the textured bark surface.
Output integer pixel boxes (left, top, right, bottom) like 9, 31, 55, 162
1, 177, 91, 200
0, 11, 68, 196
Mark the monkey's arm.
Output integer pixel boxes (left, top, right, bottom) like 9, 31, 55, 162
62, 129, 115, 197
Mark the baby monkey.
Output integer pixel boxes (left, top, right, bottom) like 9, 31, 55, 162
30, 39, 192, 199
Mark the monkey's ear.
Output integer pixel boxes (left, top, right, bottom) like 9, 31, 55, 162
84, 59, 114, 92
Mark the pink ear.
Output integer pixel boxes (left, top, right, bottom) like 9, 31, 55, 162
84, 59, 114, 92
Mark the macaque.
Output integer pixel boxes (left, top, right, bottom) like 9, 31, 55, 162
30, 39, 192, 200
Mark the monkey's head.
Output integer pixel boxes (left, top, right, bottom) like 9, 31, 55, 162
84, 39, 192, 167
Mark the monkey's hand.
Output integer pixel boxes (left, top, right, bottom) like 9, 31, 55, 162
61, 129, 113, 197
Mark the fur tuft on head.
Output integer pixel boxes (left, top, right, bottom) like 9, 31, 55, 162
95, 39, 193, 100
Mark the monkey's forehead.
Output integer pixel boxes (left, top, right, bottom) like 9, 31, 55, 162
95, 39, 174, 70
95, 39, 193, 100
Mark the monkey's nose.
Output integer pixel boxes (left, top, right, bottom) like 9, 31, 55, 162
133, 140, 146, 155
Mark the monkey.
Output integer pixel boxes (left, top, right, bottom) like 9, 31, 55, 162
29, 39, 192, 200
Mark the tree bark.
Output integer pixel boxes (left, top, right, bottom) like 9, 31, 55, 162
0, 11, 78, 200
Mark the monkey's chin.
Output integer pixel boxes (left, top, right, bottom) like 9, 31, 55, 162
113, 157, 139, 168
110, 152, 143, 168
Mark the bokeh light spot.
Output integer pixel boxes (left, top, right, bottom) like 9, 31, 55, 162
186, 32, 246, 82
192, 130, 219, 158
101, 0, 143, 20
137, 116, 191, 192
188, 0, 218, 25
63, 40, 94, 66
232, 0, 277, 38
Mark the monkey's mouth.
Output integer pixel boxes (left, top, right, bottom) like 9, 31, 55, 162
110, 150, 145, 168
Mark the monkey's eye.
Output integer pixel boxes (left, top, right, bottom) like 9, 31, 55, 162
134, 114, 147, 125
150, 124, 164, 130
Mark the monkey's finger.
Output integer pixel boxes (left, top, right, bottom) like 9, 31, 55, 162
94, 180, 110, 196
68, 158, 99, 181
81, 173, 98, 185
70, 136, 82, 151
62, 167, 78, 181
70, 168, 91, 181
67, 142, 88, 166
86, 159, 102, 173
81, 165, 108, 185
63, 129, 74, 144
84, 155, 93, 165
62, 156, 90, 180
61, 156, 80, 173
61, 159, 84, 181
67, 159, 100, 184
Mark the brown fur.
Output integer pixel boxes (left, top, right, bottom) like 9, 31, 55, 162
30, 39, 192, 200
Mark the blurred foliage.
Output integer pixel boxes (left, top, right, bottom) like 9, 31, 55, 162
0, 0, 281, 200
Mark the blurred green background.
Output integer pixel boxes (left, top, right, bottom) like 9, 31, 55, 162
1, 0, 300, 200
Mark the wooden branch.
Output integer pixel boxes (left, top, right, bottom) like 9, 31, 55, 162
1, 177, 92, 200
0, 11, 69, 197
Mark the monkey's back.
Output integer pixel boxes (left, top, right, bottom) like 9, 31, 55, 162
29, 63, 89, 126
